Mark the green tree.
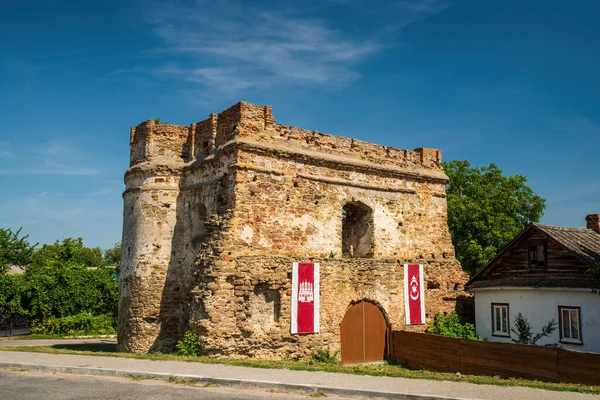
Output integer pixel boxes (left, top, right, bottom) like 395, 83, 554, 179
22, 262, 118, 321
103, 242, 121, 267
0, 231, 119, 333
0, 227, 37, 273
31, 237, 105, 268
443, 160, 546, 275
22, 237, 118, 323
0, 274, 25, 316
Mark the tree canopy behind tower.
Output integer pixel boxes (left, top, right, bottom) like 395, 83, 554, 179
31, 237, 104, 268
443, 160, 546, 276
0, 233, 119, 334
0, 227, 37, 274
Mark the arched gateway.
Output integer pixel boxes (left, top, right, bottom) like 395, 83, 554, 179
340, 300, 388, 364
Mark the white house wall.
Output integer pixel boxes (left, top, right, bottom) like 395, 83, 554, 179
474, 288, 600, 353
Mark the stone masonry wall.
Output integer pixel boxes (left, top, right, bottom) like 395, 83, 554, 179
120, 101, 469, 356
190, 254, 464, 359
230, 148, 453, 259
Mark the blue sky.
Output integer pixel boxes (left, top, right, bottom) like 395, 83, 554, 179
0, 0, 598, 249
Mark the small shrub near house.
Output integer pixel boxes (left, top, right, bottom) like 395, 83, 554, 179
511, 312, 557, 346
176, 330, 204, 357
311, 348, 340, 364
427, 311, 480, 340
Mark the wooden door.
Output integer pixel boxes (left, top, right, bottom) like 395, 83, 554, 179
363, 301, 387, 361
340, 301, 364, 364
340, 301, 387, 364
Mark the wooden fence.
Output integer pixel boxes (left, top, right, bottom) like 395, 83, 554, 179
391, 330, 600, 385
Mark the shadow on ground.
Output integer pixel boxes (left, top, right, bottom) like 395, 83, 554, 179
51, 343, 117, 352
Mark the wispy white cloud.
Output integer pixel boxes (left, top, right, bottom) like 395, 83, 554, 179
0, 140, 122, 247
394, 0, 450, 13
143, 0, 449, 94
573, 116, 600, 137
0, 56, 38, 77
0, 141, 14, 160
156, 64, 264, 93
0, 140, 102, 176
0, 149, 13, 160
548, 115, 600, 138
0, 185, 123, 248
30, 141, 101, 175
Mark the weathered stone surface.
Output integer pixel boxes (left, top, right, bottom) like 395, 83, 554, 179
118, 101, 468, 357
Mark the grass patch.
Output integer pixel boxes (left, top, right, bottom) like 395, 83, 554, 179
127, 374, 147, 381
10, 368, 30, 372
0, 344, 598, 395
4, 334, 116, 340
168, 376, 196, 386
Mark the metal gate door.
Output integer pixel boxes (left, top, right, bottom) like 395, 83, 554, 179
340, 300, 387, 364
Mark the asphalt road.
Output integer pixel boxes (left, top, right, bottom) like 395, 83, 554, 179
0, 370, 349, 400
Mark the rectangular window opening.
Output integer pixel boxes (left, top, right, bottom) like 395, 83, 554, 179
491, 303, 510, 337
558, 306, 582, 345
528, 243, 547, 267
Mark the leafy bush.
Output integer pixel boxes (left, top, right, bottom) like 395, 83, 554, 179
176, 330, 203, 357
0, 233, 119, 336
22, 263, 118, 322
312, 348, 339, 364
0, 273, 25, 315
427, 312, 480, 340
31, 312, 116, 336
511, 312, 557, 346
153, 117, 169, 125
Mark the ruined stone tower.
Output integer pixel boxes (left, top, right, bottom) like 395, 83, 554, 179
119, 101, 467, 358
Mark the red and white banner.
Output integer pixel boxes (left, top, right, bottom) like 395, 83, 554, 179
404, 264, 425, 325
291, 262, 320, 334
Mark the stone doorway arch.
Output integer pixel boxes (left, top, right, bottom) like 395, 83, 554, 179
340, 300, 389, 364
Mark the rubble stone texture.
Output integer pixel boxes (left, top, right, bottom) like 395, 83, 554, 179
119, 101, 469, 357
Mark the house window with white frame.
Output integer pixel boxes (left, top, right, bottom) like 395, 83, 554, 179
559, 306, 582, 344
491, 303, 510, 337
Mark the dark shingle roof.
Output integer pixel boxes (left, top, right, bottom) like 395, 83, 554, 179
466, 223, 600, 290
534, 224, 600, 268
467, 278, 595, 290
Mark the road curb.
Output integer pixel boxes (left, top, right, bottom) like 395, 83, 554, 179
0, 361, 473, 400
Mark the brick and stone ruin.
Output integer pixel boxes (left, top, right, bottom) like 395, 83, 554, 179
118, 101, 468, 358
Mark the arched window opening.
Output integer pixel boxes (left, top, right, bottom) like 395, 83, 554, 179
342, 201, 374, 257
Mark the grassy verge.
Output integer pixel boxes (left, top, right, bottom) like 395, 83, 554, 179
0, 343, 598, 395
1, 334, 116, 340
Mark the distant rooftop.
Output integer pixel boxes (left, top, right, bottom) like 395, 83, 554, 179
466, 216, 600, 290
533, 223, 600, 268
